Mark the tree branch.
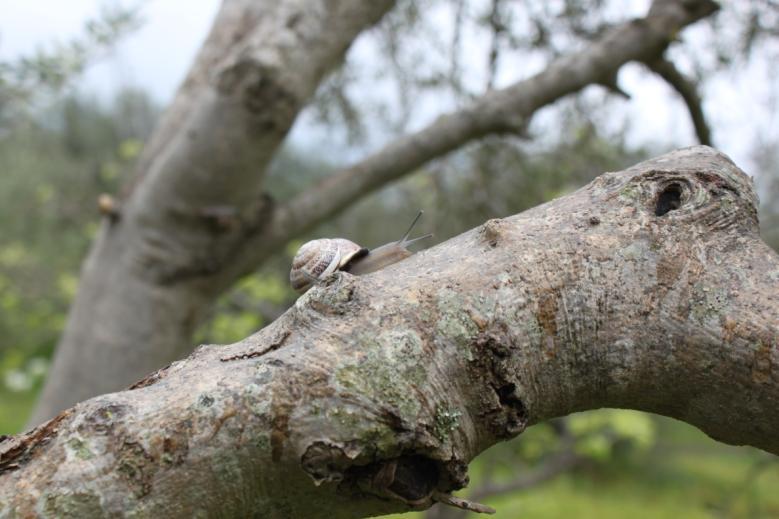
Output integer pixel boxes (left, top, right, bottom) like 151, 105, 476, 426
6, 147, 777, 517
644, 56, 712, 145
235, 0, 721, 273
475, 451, 580, 499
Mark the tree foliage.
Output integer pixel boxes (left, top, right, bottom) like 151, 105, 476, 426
0, 5, 141, 128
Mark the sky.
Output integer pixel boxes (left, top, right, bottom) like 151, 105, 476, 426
0, 0, 776, 180
0, 0, 220, 103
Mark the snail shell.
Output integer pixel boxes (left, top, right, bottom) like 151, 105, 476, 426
289, 211, 432, 294
289, 238, 368, 293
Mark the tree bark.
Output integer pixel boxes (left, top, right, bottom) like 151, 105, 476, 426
30, 0, 720, 425
5, 147, 777, 518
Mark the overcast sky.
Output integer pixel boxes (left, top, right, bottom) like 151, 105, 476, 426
0, 0, 776, 179
0, 0, 218, 101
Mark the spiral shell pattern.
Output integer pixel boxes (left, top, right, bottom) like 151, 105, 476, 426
289, 238, 364, 293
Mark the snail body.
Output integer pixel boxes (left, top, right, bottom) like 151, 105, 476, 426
290, 211, 431, 294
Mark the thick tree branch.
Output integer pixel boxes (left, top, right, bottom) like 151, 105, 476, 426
645, 56, 712, 145
5, 147, 777, 518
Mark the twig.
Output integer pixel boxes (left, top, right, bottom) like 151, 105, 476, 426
432, 490, 496, 515
644, 56, 712, 146
470, 449, 581, 503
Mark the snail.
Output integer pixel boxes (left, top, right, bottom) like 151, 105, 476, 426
290, 211, 432, 294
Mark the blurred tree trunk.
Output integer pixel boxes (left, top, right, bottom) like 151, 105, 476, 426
4, 147, 778, 518
28, 0, 397, 424
30, 0, 719, 424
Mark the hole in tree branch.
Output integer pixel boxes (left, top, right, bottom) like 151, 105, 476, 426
344, 455, 440, 505
655, 183, 683, 216
494, 383, 528, 435
387, 456, 439, 502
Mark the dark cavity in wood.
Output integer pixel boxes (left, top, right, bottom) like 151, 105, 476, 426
655, 183, 683, 216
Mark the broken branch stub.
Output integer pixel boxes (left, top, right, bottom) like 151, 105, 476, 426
1, 146, 777, 518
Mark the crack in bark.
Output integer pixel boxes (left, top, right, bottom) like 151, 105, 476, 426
0, 410, 72, 475
128, 364, 172, 390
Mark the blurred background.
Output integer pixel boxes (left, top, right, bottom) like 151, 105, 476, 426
1, 0, 778, 517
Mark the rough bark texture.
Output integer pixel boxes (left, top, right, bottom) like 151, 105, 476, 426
4, 147, 777, 518
31, 0, 720, 425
